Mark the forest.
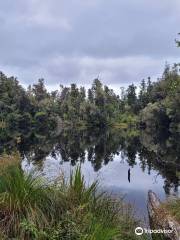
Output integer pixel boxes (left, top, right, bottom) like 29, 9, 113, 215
0, 63, 179, 136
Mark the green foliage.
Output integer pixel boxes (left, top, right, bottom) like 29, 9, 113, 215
0, 72, 58, 135
56, 78, 122, 127
20, 220, 48, 239
160, 198, 180, 224
126, 84, 138, 113
0, 61, 179, 134
0, 162, 145, 240
0, 72, 131, 129
0, 166, 53, 237
139, 65, 180, 132
116, 112, 138, 127
69, 166, 98, 205
140, 102, 169, 129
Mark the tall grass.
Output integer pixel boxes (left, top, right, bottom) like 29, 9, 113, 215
0, 166, 54, 238
0, 160, 147, 239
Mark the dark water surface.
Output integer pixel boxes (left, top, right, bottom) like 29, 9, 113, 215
21, 128, 180, 220
22, 154, 169, 219
2, 127, 180, 220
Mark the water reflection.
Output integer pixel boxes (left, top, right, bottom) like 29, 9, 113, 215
0, 127, 180, 215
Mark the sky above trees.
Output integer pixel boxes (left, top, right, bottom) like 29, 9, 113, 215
0, 0, 180, 91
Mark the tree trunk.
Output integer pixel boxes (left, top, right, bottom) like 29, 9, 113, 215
147, 190, 180, 240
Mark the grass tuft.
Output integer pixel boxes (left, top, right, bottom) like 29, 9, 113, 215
0, 155, 147, 239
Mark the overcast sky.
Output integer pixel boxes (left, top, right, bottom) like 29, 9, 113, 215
0, 0, 180, 91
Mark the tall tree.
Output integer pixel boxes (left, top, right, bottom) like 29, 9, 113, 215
32, 79, 48, 102
126, 84, 138, 113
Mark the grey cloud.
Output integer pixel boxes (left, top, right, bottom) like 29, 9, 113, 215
0, 0, 179, 90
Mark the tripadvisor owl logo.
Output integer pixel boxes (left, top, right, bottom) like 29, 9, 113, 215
135, 227, 174, 235
135, 227, 144, 235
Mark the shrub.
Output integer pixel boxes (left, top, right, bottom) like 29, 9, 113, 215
0, 161, 146, 240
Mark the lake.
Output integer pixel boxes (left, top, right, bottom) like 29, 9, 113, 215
2, 127, 179, 221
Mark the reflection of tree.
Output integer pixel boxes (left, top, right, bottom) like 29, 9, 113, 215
54, 128, 125, 171
139, 128, 180, 196
124, 136, 139, 167
0, 126, 179, 196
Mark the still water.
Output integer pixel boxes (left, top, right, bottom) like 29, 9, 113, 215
22, 153, 169, 219
18, 127, 180, 220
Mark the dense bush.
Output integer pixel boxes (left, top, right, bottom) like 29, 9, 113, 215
0, 63, 180, 133
0, 157, 146, 240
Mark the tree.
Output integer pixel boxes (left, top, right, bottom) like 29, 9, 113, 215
32, 79, 48, 102
126, 84, 138, 113
88, 89, 94, 103
138, 79, 147, 109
